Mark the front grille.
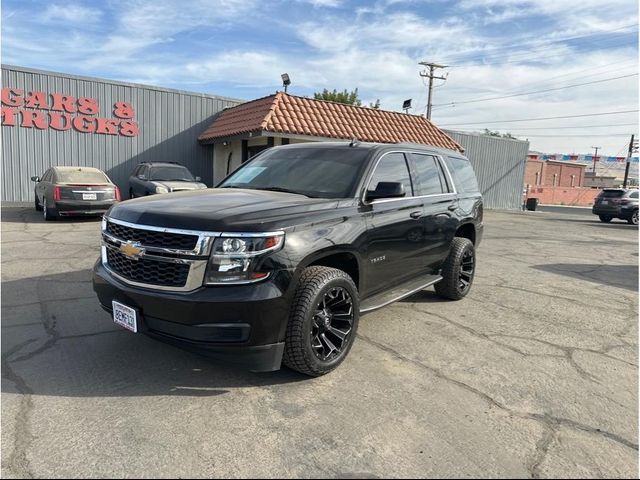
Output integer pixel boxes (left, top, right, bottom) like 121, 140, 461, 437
106, 248, 190, 287
106, 220, 198, 250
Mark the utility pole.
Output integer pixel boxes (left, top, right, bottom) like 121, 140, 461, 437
419, 62, 447, 120
591, 146, 600, 175
623, 134, 638, 188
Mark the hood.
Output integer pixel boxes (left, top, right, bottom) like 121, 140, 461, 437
107, 188, 344, 232
151, 181, 206, 191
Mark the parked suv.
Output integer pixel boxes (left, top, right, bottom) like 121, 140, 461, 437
592, 188, 638, 225
128, 162, 207, 198
93, 142, 483, 376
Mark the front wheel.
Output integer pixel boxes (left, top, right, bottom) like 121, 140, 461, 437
629, 210, 638, 226
435, 237, 475, 300
283, 266, 359, 377
599, 215, 613, 223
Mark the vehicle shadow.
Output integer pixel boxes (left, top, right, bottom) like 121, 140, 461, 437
1, 270, 309, 399
531, 263, 639, 292
1, 207, 103, 224
545, 216, 637, 229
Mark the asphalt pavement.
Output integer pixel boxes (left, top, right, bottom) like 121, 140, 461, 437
1, 207, 638, 478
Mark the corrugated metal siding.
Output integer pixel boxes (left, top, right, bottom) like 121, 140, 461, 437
1, 65, 242, 202
444, 130, 529, 210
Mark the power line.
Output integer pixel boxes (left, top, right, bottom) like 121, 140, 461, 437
517, 133, 637, 137
418, 62, 448, 120
495, 123, 638, 130
434, 73, 638, 107
439, 109, 640, 126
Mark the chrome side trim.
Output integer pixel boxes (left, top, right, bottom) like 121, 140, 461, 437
360, 150, 459, 205
359, 276, 443, 313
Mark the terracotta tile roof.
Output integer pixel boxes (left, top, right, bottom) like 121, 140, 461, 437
198, 92, 463, 152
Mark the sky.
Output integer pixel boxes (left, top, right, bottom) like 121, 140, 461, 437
2, 0, 638, 156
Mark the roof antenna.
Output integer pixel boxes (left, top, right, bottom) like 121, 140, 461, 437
349, 138, 360, 147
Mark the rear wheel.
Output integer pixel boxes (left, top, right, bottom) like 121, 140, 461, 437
283, 266, 359, 377
43, 198, 57, 221
599, 215, 613, 223
435, 237, 475, 300
629, 210, 638, 226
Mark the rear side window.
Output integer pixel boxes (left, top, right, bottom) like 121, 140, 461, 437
630, 191, 639, 199
368, 153, 413, 196
445, 156, 479, 193
410, 153, 449, 195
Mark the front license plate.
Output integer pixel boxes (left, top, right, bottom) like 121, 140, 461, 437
112, 301, 137, 333
83, 193, 97, 200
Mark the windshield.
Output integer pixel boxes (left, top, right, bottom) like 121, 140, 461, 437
219, 147, 371, 198
56, 170, 109, 183
150, 166, 194, 182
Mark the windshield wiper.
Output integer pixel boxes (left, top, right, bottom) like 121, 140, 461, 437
254, 186, 313, 197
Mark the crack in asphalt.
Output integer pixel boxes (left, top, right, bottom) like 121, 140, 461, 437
356, 332, 638, 479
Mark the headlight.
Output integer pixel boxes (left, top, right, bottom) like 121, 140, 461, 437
204, 233, 284, 285
155, 185, 170, 194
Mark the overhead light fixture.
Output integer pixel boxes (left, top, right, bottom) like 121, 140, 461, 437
402, 99, 412, 113
281, 73, 291, 93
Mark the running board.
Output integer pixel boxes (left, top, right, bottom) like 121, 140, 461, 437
359, 275, 442, 313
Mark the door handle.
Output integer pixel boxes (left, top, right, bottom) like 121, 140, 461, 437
448, 204, 458, 211
410, 211, 423, 219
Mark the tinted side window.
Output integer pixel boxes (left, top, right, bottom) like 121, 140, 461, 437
367, 153, 413, 197
42, 170, 52, 182
411, 153, 448, 195
132, 165, 142, 176
445, 156, 479, 193
630, 191, 639, 199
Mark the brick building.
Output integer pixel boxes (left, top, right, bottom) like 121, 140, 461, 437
525, 158, 586, 188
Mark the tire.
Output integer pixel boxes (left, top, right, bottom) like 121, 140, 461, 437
283, 266, 359, 377
43, 198, 57, 221
599, 215, 613, 223
35, 194, 43, 211
629, 209, 638, 226
129, 189, 135, 199
435, 237, 476, 301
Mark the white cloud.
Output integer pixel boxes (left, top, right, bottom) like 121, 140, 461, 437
41, 3, 103, 23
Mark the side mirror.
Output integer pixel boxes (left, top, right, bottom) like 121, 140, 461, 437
195, 176, 201, 182
138, 175, 147, 181
30, 176, 40, 182
366, 181, 406, 201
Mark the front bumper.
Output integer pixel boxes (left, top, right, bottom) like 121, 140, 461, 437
92, 261, 292, 372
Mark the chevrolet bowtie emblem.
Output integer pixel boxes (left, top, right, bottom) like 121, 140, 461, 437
119, 241, 145, 260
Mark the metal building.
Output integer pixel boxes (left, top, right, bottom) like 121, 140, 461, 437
445, 130, 529, 210
1, 65, 241, 203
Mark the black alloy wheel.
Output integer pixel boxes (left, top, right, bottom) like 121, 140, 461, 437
435, 237, 476, 300
458, 248, 475, 295
283, 266, 360, 376
310, 287, 355, 362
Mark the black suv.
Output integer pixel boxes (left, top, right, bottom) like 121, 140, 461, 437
592, 188, 639, 225
93, 142, 483, 376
